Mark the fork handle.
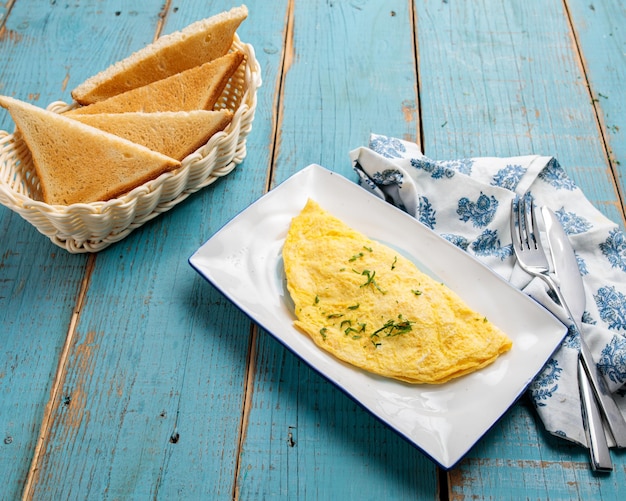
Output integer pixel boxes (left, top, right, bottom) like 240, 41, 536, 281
540, 273, 626, 447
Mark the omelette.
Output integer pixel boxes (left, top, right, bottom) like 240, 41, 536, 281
282, 199, 512, 384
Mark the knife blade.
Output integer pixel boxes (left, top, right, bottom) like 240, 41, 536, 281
541, 206, 613, 470
542, 207, 626, 449
542, 208, 585, 320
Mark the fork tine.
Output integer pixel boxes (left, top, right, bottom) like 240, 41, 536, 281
522, 194, 550, 266
511, 195, 533, 252
524, 195, 539, 251
510, 197, 522, 251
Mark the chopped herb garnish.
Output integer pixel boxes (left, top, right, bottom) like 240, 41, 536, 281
361, 269, 375, 286
327, 313, 343, 319
387, 320, 413, 337
340, 319, 352, 330
363, 246, 373, 252
412, 289, 422, 296
320, 327, 327, 339
371, 319, 393, 337
347, 303, 360, 310
359, 269, 386, 294
372, 316, 414, 338
345, 322, 366, 336
391, 256, 397, 270
349, 252, 364, 262
314, 295, 320, 304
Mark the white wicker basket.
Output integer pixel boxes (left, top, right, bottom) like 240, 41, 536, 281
0, 35, 261, 253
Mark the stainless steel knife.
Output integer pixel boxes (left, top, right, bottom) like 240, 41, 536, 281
542, 207, 626, 449
540, 207, 612, 470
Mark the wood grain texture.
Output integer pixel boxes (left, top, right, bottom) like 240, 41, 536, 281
566, 0, 626, 218
1, 0, 626, 499
271, 0, 419, 185
238, 1, 438, 499
0, 236, 86, 501
21, 1, 283, 498
239, 332, 437, 500
450, 396, 626, 500
416, 0, 624, 228
413, 0, 625, 497
0, 1, 137, 497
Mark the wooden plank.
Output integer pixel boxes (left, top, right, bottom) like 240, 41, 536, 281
412, 0, 624, 497
272, 0, 419, 187
566, 0, 626, 217
450, 396, 626, 499
239, 335, 436, 500
0, 0, 157, 497
416, 0, 624, 228
238, 1, 438, 499
3, 0, 623, 499
26, 241, 254, 499
22, 1, 282, 498
0, 232, 85, 501
0, 2, 11, 24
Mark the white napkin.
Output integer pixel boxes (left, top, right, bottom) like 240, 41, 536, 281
350, 134, 626, 447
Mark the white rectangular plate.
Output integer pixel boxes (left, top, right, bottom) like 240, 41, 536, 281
189, 164, 567, 469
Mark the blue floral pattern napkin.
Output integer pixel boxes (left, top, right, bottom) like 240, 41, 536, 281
349, 134, 626, 447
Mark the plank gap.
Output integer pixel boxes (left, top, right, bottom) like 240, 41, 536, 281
231, 4, 295, 497
562, 0, 626, 221
439, 467, 450, 501
266, 0, 295, 193
153, 0, 173, 41
410, 0, 424, 151
231, 323, 259, 501
21, 253, 97, 500
0, 0, 17, 30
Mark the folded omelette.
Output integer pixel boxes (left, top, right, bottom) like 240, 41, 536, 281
282, 199, 512, 384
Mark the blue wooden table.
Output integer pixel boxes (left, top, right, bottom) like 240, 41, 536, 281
1, 1, 625, 499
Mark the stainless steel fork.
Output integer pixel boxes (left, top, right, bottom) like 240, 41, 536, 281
510, 195, 618, 471
511, 196, 626, 447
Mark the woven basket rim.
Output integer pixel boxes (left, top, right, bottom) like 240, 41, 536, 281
0, 35, 261, 251
0, 35, 260, 214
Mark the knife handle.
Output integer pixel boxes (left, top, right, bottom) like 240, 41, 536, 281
578, 359, 613, 471
578, 337, 626, 448
547, 281, 626, 448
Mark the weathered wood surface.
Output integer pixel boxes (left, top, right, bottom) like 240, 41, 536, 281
567, 0, 626, 214
0, 0, 624, 499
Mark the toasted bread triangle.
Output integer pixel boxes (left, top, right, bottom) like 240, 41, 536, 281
0, 96, 180, 205
70, 110, 233, 161
66, 51, 244, 116
71, 5, 248, 104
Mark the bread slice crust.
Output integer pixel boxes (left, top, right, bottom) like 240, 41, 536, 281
71, 5, 248, 104
0, 96, 181, 205
66, 51, 244, 116
70, 110, 233, 161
